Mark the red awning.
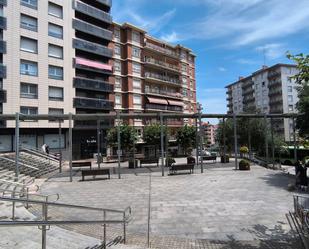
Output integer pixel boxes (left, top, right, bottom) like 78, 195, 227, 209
168, 100, 184, 106
75, 57, 112, 72
147, 97, 168, 105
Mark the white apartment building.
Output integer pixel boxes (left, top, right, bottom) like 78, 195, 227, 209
226, 64, 299, 142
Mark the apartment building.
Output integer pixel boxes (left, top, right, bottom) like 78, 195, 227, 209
202, 122, 218, 147
0, 0, 113, 158
226, 64, 299, 141
112, 23, 197, 138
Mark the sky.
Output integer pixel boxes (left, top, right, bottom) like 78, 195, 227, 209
112, 0, 309, 114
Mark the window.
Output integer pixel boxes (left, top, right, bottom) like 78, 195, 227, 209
48, 44, 63, 59
21, 0, 37, 9
114, 28, 120, 40
114, 60, 121, 72
115, 94, 121, 105
20, 83, 38, 99
183, 88, 187, 97
20, 60, 38, 76
20, 106, 38, 115
132, 62, 141, 74
20, 14, 37, 32
49, 87, 63, 101
115, 77, 122, 89
49, 65, 63, 80
182, 77, 187, 85
114, 44, 121, 55
48, 2, 63, 19
20, 37, 37, 53
48, 23, 63, 39
132, 46, 140, 58
182, 64, 187, 72
48, 108, 64, 122
288, 86, 293, 93
133, 78, 141, 89
288, 105, 294, 112
288, 95, 293, 103
133, 95, 141, 105
132, 31, 140, 43
262, 82, 265, 87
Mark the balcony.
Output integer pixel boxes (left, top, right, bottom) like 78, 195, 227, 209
73, 77, 113, 93
73, 39, 113, 58
268, 71, 281, 79
144, 57, 179, 73
226, 96, 232, 101
268, 89, 282, 97
243, 96, 255, 105
269, 98, 282, 105
0, 0, 7, 6
0, 16, 7, 30
242, 81, 254, 90
145, 88, 182, 99
95, 0, 112, 7
74, 97, 113, 110
145, 104, 183, 112
144, 72, 180, 86
73, 0, 112, 24
74, 57, 113, 75
0, 40, 6, 54
0, 89, 6, 103
243, 88, 254, 95
268, 80, 282, 87
0, 64, 6, 78
75, 120, 112, 129
73, 19, 113, 41
144, 42, 179, 59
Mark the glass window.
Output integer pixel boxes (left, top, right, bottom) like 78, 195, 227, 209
48, 108, 64, 122
20, 83, 38, 99
49, 86, 63, 101
20, 60, 38, 76
115, 94, 121, 105
132, 62, 141, 73
133, 78, 141, 89
182, 64, 187, 72
132, 31, 140, 43
20, 106, 38, 115
48, 2, 63, 19
288, 105, 294, 112
20, 37, 37, 53
48, 65, 63, 80
114, 44, 121, 55
288, 95, 293, 102
133, 95, 141, 105
48, 23, 63, 39
48, 44, 63, 59
132, 46, 140, 58
115, 77, 122, 88
114, 28, 120, 39
21, 0, 37, 9
288, 86, 293, 93
114, 60, 121, 72
20, 14, 37, 32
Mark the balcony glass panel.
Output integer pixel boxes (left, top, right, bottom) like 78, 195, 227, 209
73, 77, 113, 92
73, 39, 112, 58
74, 97, 113, 110
73, 19, 112, 41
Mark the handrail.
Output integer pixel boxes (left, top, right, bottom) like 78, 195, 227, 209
0, 178, 29, 186
20, 146, 59, 162
0, 220, 126, 226
0, 156, 39, 170
1, 189, 59, 202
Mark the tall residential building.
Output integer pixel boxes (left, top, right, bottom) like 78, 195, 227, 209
225, 64, 299, 141
202, 122, 218, 147
112, 23, 197, 138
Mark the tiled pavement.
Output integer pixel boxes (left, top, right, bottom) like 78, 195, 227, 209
32, 162, 304, 248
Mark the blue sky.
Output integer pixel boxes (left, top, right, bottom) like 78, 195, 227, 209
112, 0, 309, 114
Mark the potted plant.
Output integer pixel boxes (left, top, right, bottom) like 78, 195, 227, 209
239, 159, 250, 170
240, 146, 249, 158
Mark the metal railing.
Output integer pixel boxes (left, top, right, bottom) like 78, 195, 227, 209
0, 156, 39, 171
20, 146, 60, 162
0, 196, 131, 249
294, 195, 309, 229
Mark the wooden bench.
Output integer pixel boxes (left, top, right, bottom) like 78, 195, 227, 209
201, 156, 217, 163
81, 168, 110, 181
140, 158, 159, 167
72, 161, 92, 169
169, 164, 194, 175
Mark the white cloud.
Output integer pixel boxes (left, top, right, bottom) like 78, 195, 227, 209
255, 43, 286, 60
236, 58, 257, 65
160, 31, 180, 43
218, 67, 227, 72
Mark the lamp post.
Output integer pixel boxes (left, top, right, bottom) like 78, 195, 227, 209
197, 103, 204, 173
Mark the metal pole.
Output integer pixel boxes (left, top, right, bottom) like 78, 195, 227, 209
133, 119, 136, 169
15, 112, 20, 179
199, 113, 203, 173
233, 114, 238, 170
160, 112, 164, 176
42, 203, 48, 249
58, 120, 62, 173
69, 113, 73, 182
223, 118, 227, 162
103, 210, 106, 249
123, 212, 126, 244
147, 170, 152, 247
117, 111, 121, 179
271, 118, 275, 168
195, 118, 199, 169
165, 118, 168, 168
293, 117, 297, 162
264, 115, 269, 165
97, 120, 101, 169
248, 119, 252, 160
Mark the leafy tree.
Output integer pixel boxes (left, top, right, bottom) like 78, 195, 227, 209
287, 53, 309, 138
176, 125, 197, 156
143, 124, 168, 158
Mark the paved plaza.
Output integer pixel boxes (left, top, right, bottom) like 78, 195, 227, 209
35, 161, 303, 248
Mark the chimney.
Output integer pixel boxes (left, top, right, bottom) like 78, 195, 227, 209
262, 65, 268, 70
239, 76, 244, 81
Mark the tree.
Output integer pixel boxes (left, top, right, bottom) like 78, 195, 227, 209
176, 125, 197, 156
287, 53, 309, 138
143, 124, 168, 158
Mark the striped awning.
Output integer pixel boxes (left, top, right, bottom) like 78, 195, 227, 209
168, 100, 184, 106
75, 57, 113, 71
147, 97, 168, 105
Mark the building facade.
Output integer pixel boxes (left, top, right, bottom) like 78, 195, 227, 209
202, 122, 218, 147
226, 64, 299, 141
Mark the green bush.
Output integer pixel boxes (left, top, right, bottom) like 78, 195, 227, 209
239, 159, 250, 171
240, 146, 249, 154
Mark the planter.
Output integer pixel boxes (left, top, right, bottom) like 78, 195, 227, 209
239, 159, 250, 170
221, 155, 229, 163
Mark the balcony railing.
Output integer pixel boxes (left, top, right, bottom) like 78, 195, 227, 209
268, 89, 282, 97
242, 81, 254, 90
0, 64, 6, 78
95, 0, 112, 7
73, 39, 113, 58
145, 72, 180, 85
144, 57, 179, 73
144, 42, 179, 58
0, 16, 7, 30
243, 88, 254, 95
269, 98, 282, 105
145, 104, 183, 112
73, 0, 112, 24
73, 19, 113, 41
75, 120, 112, 128
268, 71, 281, 79
73, 77, 113, 93
0, 40, 6, 54
0, 89, 6, 103
145, 88, 182, 99
268, 80, 282, 87
0, 0, 7, 6
74, 97, 113, 110
74, 57, 113, 74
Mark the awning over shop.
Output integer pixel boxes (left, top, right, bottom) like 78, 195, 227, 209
167, 100, 184, 106
147, 97, 168, 105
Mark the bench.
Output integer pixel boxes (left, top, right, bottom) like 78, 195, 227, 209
169, 164, 194, 175
140, 158, 159, 167
201, 156, 217, 163
81, 168, 110, 181
72, 161, 92, 169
